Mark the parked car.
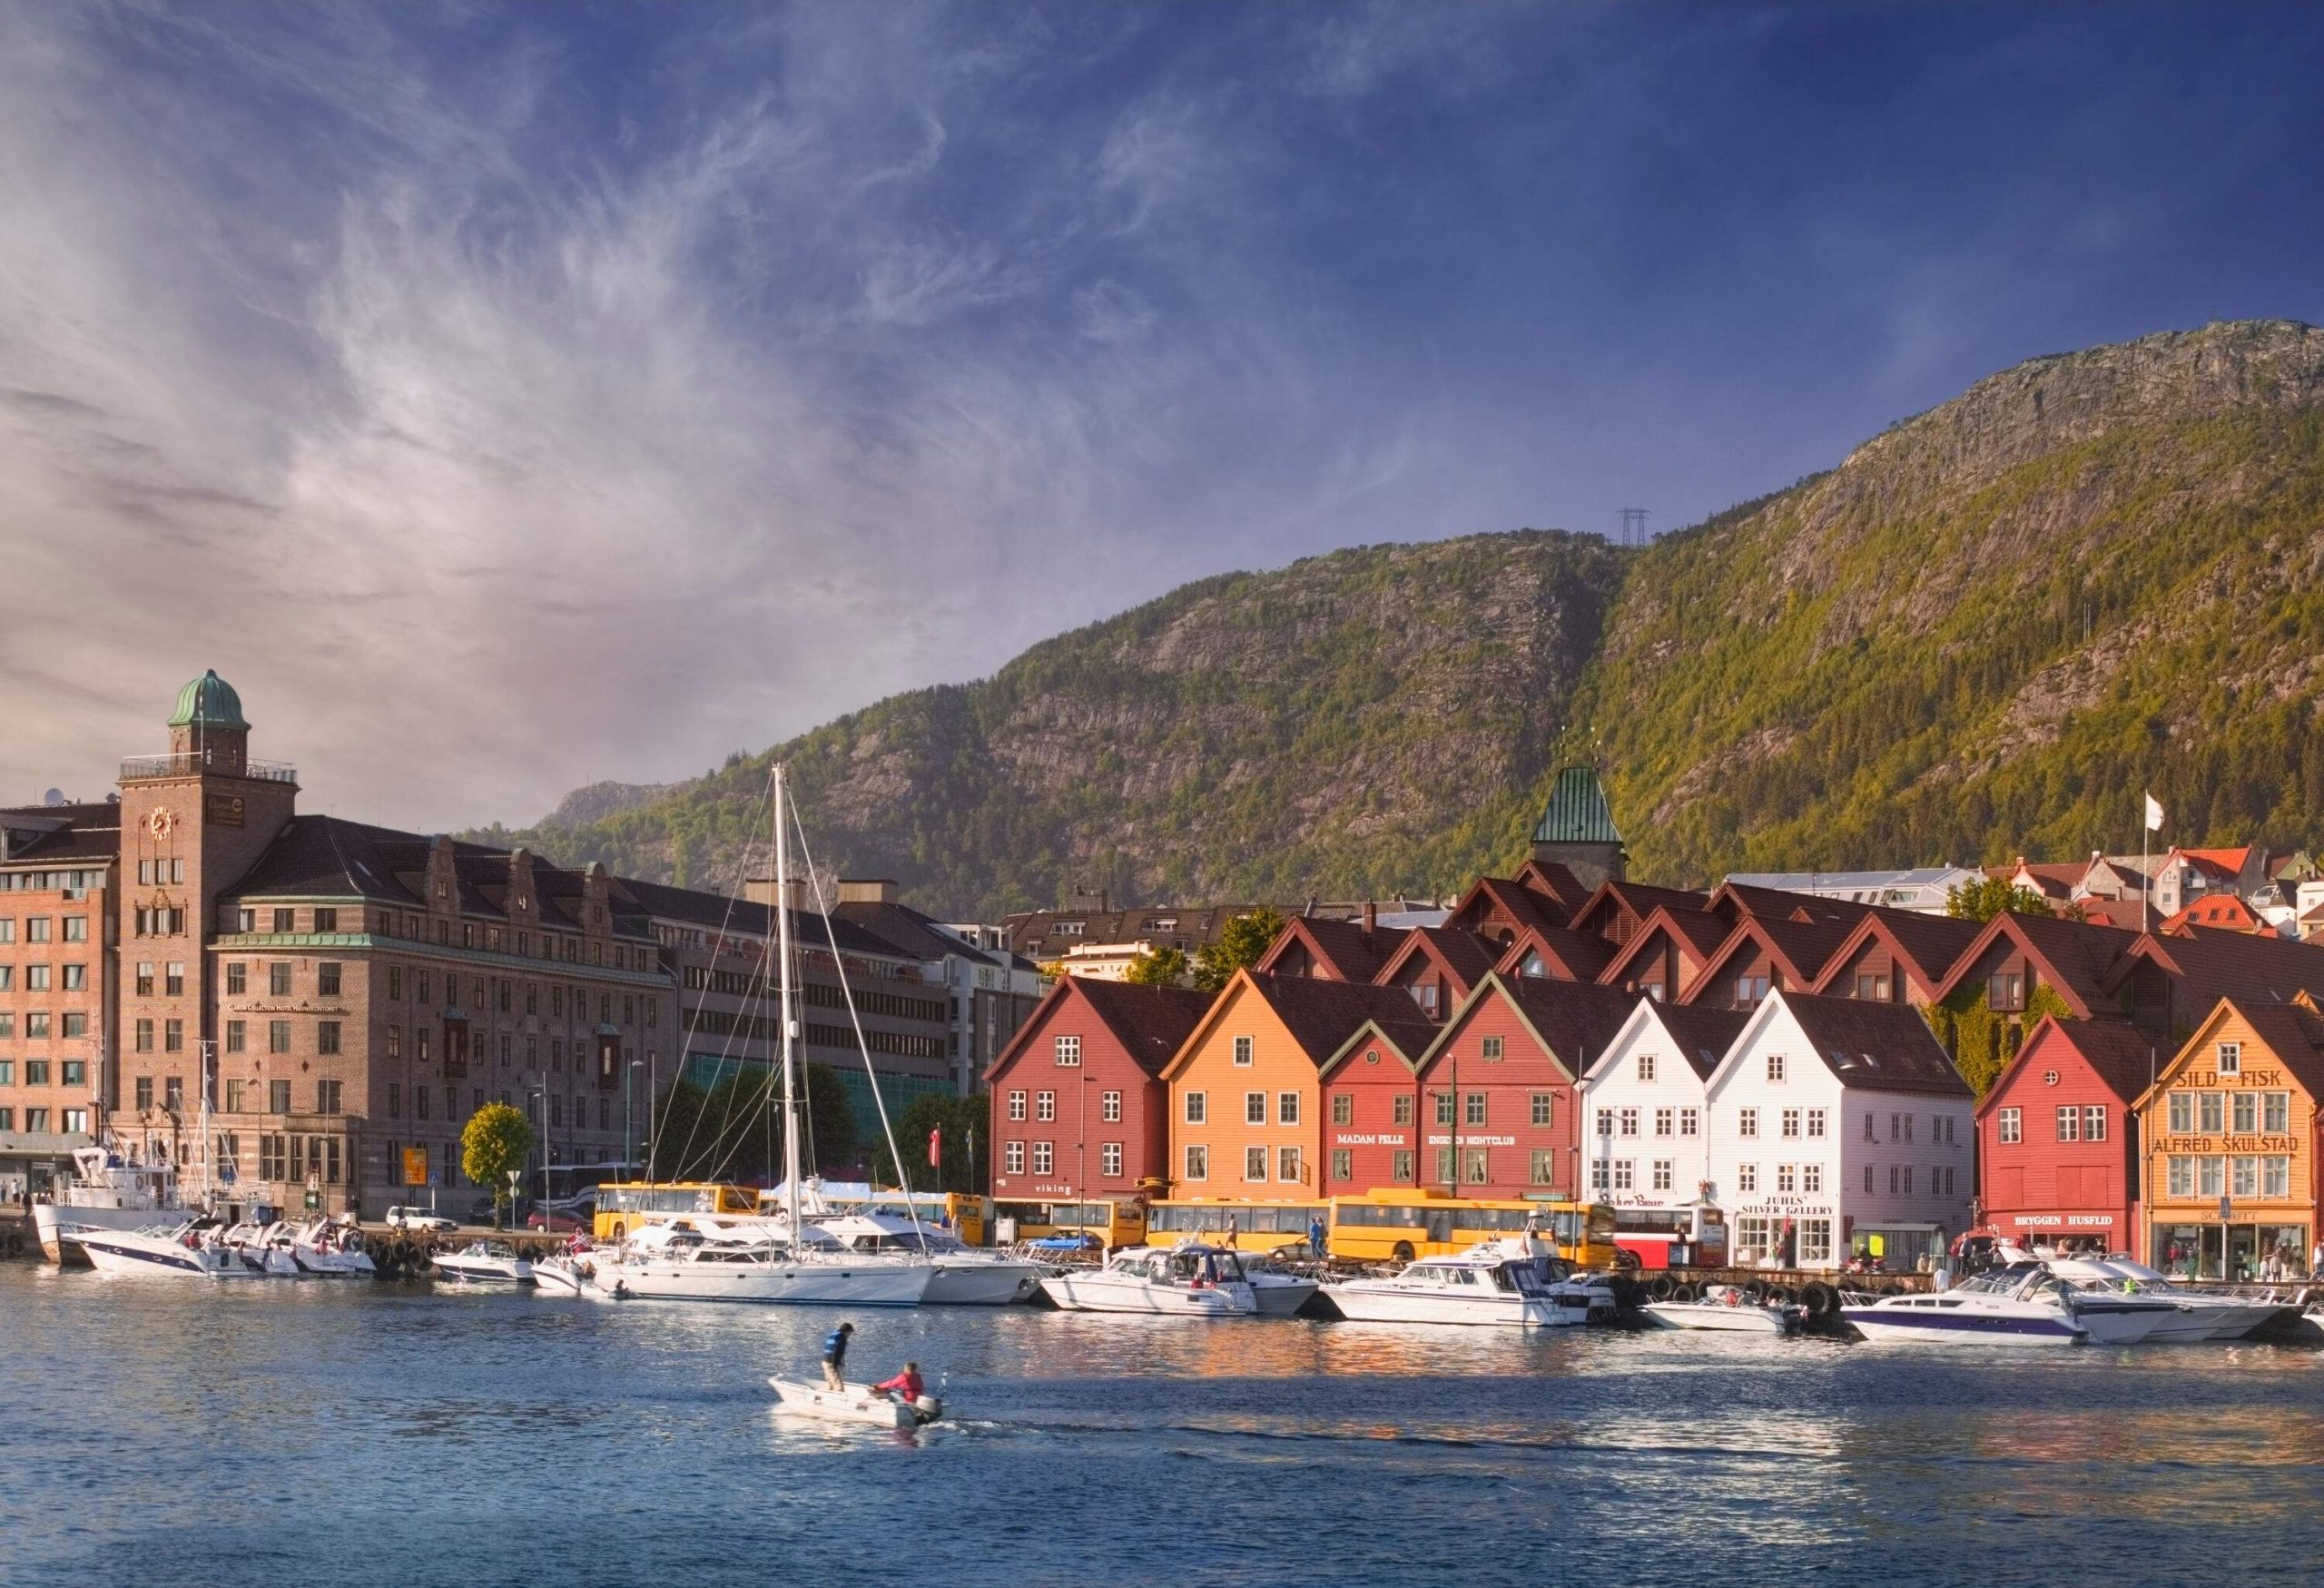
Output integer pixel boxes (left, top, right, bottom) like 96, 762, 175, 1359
526, 1207, 587, 1232
385, 1206, 458, 1233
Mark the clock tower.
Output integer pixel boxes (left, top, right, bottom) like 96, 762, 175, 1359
113, 671, 299, 1165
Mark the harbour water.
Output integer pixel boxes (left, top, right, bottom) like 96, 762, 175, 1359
6, 1266, 2324, 1586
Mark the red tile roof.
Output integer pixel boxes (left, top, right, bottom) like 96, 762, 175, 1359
2159, 896, 2265, 934
1777, 991, 1971, 1098
1256, 915, 1411, 981
1493, 922, 1618, 982
1425, 974, 1641, 1080
1374, 925, 1500, 999
1246, 972, 1443, 1069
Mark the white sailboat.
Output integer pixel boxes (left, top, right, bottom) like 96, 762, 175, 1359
580, 766, 934, 1309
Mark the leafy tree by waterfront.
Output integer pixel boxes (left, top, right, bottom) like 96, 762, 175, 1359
651, 1062, 858, 1182
1124, 945, 1190, 986
1193, 907, 1286, 991
460, 1103, 535, 1217
865, 1092, 990, 1195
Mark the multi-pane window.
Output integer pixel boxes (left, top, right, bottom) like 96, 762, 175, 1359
1246, 1091, 1267, 1126
133, 1019, 153, 1053
269, 1080, 290, 1114
2200, 1156, 2224, 1197
1280, 1092, 1301, 1126
1679, 1107, 1699, 1137
1232, 1036, 1254, 1067
1738, 1107, 1758, 1139
1101, 1143, 1123, 1178
1004, 1141, 1025, 1175
1244, 1146, 1268, 1181
2168, 1155, 2193, 1197
269, 963, 291, 996
1802, 1164, 1822, 1193
2264, 1092, 2290, 1133
1530, 1150, 1556, 1186
1636, 1052, 1656, 1082
2232, 1092, 2258, 1133
1462, 1148, 1486, 1186
134, 962, 154, 997
1035, 1091, 1055, 1122
318, 1021, 341, 1056
1054, 1035, 1080, 1067
1766, 1053, 1786, 1082
2231, 1156, 2260, 1198
1101, 1090, 1122, 1123
269, 1021, 290, 1054
1777, 1163, 1797, 1193
163, 1020, 182, 1053
2264, 1156, 2291, 1197
2056, 1106, 2080, 1142
1464, 1093, 1486, 1128
1806, 1109, 1826, 1138
1280, 1146, 1304, 1184
1651, 1159, 1673, 1192
1031, 1142, 1053, 1176
164, 962, 185, 996
317, 1080, 342, 1114
1998, 1108, 2021, 1143
1781, 1108, 1801, 1139
2083, 1106, 2107, 1142
1391, 1149, 1413, 1183
2167, 1091, 2192, 1133
1007, 1090, 1025, 1121
1184, 1091, 1206, 1124
1619, 1106, 1639, 1137
1333, 1092, 1354, 1125
135, 1077, 153, 1110
1184, 1144, 1208, 1181
1392, 1094, 1413, 1126
1654, 1107, 1674, 1137
2200, 1092, 2224, 1132
1532, 1093, 1555, 1128
319, 963, 341, 997
1480, 1036, 1504, 1062
1610, 1159, 1634, 1190
2217, 1042, 2241, 1076
1330, 1148, 1354, 1181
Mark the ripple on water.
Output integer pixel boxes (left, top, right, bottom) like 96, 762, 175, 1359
6, 1267, 2324, 1586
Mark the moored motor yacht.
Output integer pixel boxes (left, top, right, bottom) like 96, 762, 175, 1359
2032, 1250, 2293, 1342
33, 1147, 195, 1263
1040, 1243, 1258, 1316
70, 1218, 270, 1279
431, 1240, 537, 1285
279, 1216, 376, 1277
1846, 1262, 2177, 1345
814, 1209, 1048, 1306
1321, 1239, 1582, 1327
1217, 1247, 1322, 1317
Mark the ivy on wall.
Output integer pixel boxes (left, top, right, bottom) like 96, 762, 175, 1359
1925, 981, 2074, 1098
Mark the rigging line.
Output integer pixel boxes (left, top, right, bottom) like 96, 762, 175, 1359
789, 801, 930, 1252
658, 764, 781, 1181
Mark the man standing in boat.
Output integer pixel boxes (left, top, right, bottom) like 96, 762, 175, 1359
822, 1322, 855, 1390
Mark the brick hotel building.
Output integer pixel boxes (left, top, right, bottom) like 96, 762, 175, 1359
0, 673, 1035, 1211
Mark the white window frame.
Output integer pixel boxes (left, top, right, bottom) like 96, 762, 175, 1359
1232, 1035, 1254, 1067
1054, 1035, 1081, 1067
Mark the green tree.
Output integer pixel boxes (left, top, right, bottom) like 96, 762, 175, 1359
461, 1102, 536, 1220
866, 1092, 990, 1195
1945, 878, 2055, 922
650, 1061, 859, 1183
1124, 945, 1190, 986
1193, 907, 1287, 991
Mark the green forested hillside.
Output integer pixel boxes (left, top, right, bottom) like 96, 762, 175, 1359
475, 319, 2324, 917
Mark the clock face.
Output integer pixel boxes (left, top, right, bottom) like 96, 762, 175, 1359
147, 807, 176, 838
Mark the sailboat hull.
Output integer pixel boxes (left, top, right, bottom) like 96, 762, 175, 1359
596, 1261, 934, 1307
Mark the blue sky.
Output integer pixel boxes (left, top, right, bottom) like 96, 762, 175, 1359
4, 3, 2320, 828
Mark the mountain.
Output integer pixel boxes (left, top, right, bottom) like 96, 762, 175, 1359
468, 530, 1630, 915
476, 319, 2324, 918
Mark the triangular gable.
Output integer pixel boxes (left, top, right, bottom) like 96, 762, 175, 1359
1579, 996, 1748, 1087
1973, 1013, 2162, 1119
1677, 914, 1855, 1005
1373, 925, 1498, 1001
1511, 858, 1589, 921
1415, 972, 1640, 1085
1696, 992, 1797, 1101
1568, 878, 1714, 943
1930, 911, 2123, 1019
1706, 881, 1874, 929
1806, 909, 1984, 1001
1492, 922, 1617, 982
1596, 904, 1730, 992
1317, 1016, 1431, 1081
1256, 914, 1409, 981
1443, 874, 1567, 945
2130, 998, 2250, 1113
1158, 969, 1266, 1083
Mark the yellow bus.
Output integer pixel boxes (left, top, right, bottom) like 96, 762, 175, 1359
992, 1198, 1147, 1250
1326, 1190, 1620, 1268
1147, 1198, 1325, 1254
758, 1188, 993, 1248
593, 1181, 758, 1240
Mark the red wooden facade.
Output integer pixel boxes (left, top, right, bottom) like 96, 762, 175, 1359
985, 977, 1210, 1204
1409, 973, 1638, 1199
1316, 1019, 1430, 1196
1974, 1015, 2157, 1248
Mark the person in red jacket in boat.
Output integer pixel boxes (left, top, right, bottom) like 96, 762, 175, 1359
873, 1362, 924, 1405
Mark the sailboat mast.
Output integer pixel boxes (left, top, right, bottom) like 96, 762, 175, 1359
774, 765, 803, 1243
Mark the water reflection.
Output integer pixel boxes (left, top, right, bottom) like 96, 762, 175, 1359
12, 1267, 2324, 1586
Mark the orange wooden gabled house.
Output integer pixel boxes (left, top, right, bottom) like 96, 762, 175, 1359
1160, 971, 1436, 1202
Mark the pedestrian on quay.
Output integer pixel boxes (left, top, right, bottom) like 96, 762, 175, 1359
1222, 1214, 1237, 1249
2310, 1236, 2323, 1278
822, 1321, 855, 1390
1307, 1213, 1327, 1262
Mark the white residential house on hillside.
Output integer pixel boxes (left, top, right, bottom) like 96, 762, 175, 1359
1579, 1000, 1750, 1262
1700, 991, 1974, 1273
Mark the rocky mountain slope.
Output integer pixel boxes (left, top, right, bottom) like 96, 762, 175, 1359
476, 319, 2324, 917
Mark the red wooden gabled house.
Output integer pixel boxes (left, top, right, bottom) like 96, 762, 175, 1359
1808, 908, 1987, 1007
1494, 922, 1619, 984
1595, 904, 1732, 1003
1677, 912, 1859, 1011
1315, 1014, 1439, 1196
1974, 1014, 2160, 1249
1256, 912, 1410, 982
1372, 925, 1500, 1022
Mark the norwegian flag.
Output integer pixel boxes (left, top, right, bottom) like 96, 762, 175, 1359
928, 1125, 942, 1169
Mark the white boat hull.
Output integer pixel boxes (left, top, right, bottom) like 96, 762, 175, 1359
1039, 1273, 1257, 1316
1249, 1276, 1320, 1317
1843, 1308, 2084, 1346
1322, 1285, 1571, 1327
73, 1228, 266, 1279
1643, 1301, 1792, 1334
595, 1259, 932, 1307
925, 1259, 1049, 1306
768, 1376, 941, 1427
432, 1257, 537, 1285
34, 1202, 195, 1264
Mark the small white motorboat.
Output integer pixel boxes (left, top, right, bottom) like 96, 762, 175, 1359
1644, 1284, 1799, 1334
70, 1219, 271, 1279
1039, 1243, 1257, 1316
431, 1240, 537, 1286
1226, 1248, 1323, 1317
1323, 1239, 1583, 1327
768, 1376, 943, 1428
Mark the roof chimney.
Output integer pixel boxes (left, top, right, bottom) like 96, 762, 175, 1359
839, 878, 897, 905
744, 876, 809, 913
1362, 900, 1377, 933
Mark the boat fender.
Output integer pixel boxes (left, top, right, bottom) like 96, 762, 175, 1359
1724, 1287, 1740, 1307
1649, 1276, 1676, 1301
1671, 1283, 1696, 1304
